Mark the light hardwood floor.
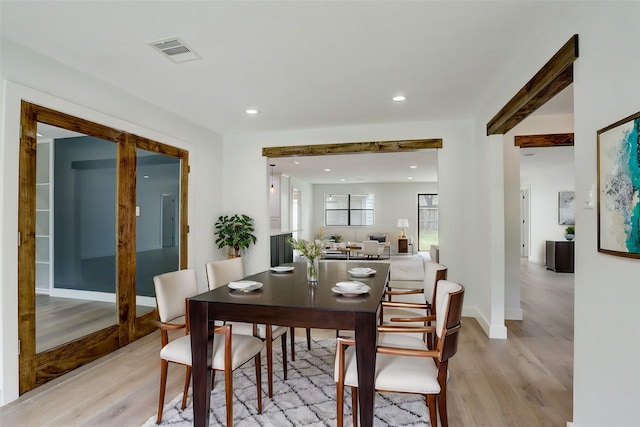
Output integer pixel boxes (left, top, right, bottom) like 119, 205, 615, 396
0, 259, 573, 426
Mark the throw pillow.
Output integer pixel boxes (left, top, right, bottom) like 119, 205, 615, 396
369, 234, 386, 243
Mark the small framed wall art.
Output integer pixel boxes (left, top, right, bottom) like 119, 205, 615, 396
558, 191, 575, 225
597, 111, 640, 258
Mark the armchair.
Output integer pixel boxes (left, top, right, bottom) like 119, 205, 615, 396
361, 240, 383, 259
335, 280, 465, 427
368, 233, 391, 259
381, 262, 448, 338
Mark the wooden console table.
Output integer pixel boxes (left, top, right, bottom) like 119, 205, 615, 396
545, 240, 574, 273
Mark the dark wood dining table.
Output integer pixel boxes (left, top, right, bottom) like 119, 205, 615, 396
188, 260, 390, 427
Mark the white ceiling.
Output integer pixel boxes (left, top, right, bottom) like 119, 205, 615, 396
2, 1, 575, 184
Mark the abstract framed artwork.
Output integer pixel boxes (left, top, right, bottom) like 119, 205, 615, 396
558, 191, 575, 225
597, 111, 640, 258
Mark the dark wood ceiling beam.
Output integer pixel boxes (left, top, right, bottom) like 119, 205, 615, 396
487, 34, 578, 136
262, 138, 442, 158
515, 133, 574, 147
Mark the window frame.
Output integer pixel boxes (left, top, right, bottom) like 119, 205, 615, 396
324, 193, 374, 226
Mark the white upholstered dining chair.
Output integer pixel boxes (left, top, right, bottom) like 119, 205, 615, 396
381, 261, 447, 347
153, 268, 264, 426
205, 257, 290, 398
335, 280, 465, 427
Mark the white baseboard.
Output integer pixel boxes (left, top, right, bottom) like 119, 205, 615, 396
505, 308, 523, 320
463, 306, 508, 339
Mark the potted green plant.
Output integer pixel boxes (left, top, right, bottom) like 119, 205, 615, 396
565, 225, 575, 241
214, 214, 257, 258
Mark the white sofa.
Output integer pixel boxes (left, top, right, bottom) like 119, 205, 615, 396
320, 230, 391, 259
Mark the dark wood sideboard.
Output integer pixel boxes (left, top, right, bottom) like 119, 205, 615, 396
270, 232, 293, 267
545, 240, 574, 273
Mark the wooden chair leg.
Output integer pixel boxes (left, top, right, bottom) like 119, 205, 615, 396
157, 359, 169, 424
427, 394, 437, 427
266, 332, 274, 398
290, 327, 296, 361
254, 353, 263, 413
223, 367, 233, 427
181, 365, 191, 409
281, 334, 288, 380
336, 381, 344, 427
351, 386, 358, 427
306, 328, 311, 350
437, 362, 449, 427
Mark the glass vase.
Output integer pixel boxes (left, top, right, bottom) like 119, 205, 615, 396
306, 257, 319, 283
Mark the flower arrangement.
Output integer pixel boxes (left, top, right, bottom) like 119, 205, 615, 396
288, 238, 323, 282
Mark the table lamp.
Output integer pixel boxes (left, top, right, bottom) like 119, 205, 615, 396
397, 219, 409, 238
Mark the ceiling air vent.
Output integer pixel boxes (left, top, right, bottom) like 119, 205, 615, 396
148, 37, 201, 63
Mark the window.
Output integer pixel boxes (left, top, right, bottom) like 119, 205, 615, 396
325, 194, 374, 226
418, 194, 438, 251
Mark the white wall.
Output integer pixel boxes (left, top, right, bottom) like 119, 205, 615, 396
504, 114, 575, 320
223, 118, 494, 335
479, 4, 640, 426
290, 175, 314, 239
522, 160, 575, 263
514, 114, 575, 264
312, 182, 438, 253
571, 6, 640, 426
0, 40, 225, 404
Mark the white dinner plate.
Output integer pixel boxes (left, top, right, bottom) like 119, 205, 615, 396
348, 268, 376, 277
228, 281, 263, 292
331, 284, 370, 296
270, 266, 294, 273
336, 281, 367, 290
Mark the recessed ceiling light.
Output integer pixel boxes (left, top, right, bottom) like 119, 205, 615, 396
293, 160, 300, 165
340, 179, 346, 182
410, 165, 417, 169
392, 95, 406, 102
408, 177, 413, 180
246, 108, 259, 115
324, 168, 331, 172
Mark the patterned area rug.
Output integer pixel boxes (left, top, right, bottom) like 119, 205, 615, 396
142, 338, 431, 426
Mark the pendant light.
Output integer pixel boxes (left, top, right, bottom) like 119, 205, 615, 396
270, 164, 276, 193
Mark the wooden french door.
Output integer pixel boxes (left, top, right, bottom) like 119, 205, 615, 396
17, 101, 188, 393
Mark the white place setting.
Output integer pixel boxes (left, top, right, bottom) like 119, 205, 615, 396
348, 267, 376, 277
270, 265, 295, 273
227, 280, 263, 292
331, 281, 371, 296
